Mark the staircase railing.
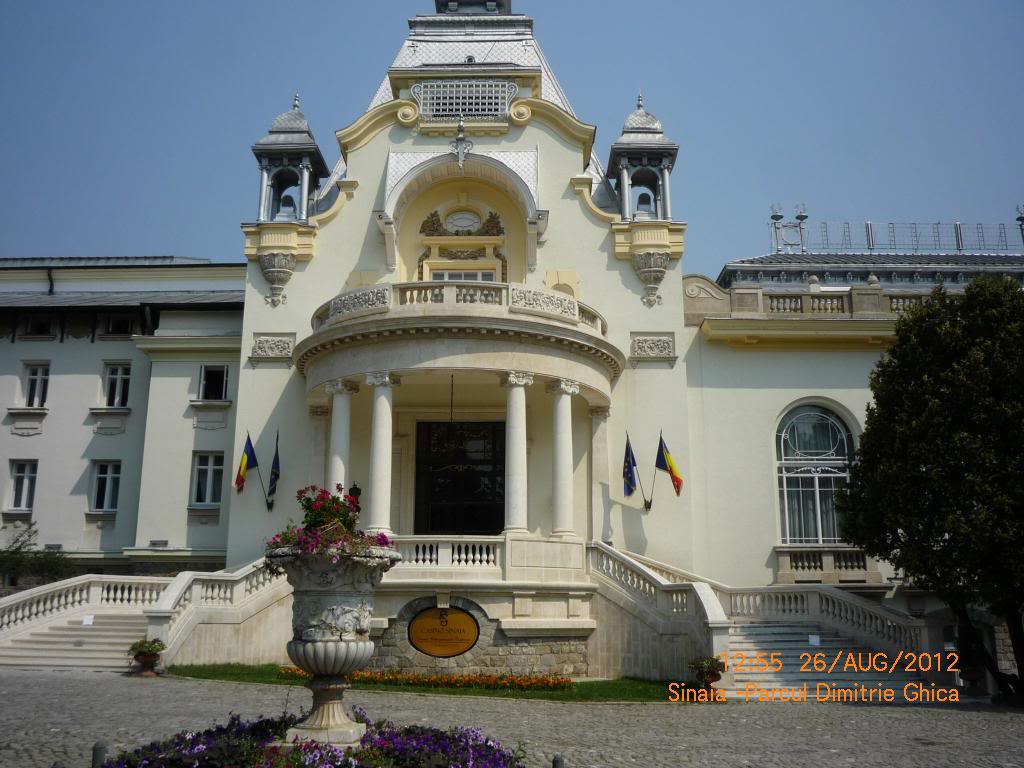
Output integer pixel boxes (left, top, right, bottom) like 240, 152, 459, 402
0, 575, 171, 639
587, 543, 730, 658
143, 559, 289, 664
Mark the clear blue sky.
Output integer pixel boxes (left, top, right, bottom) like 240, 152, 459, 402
1, 0, 1021, 278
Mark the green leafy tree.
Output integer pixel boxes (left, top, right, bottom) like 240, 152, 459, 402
0, 523, 75, 586
837, 276, 1024, 699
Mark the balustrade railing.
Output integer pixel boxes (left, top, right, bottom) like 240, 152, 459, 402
391, 536, 502, 571
0, 575, 171, 636
313, 281, 609, 339
144, 560, 289, 654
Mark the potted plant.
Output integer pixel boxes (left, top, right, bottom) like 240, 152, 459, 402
128, 638, 166, 677
264, 484, 400, 746
689, 655, 726, 689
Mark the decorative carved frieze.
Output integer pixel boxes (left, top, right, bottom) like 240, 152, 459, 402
509, 287, 578, 322
589, 406, 611, 420
308, 405, 329, 418
632, 252, 672, 307
629, 332, 677, 363
328, 287, 391, 323
503, 371, 534, 388
250, 333, 295, 365
258, 252, 296, 307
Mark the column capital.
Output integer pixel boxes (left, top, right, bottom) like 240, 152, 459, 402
366, 372, 400, 388
325, 379, 360, 396
503, 371, 534, 388
546, 379, 579, 396
589, 406, 610, 420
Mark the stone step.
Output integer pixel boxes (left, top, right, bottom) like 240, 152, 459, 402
57, 615, 148, 627
0, 656, 130, 670
9, 636, 130, 649
0, 646, 132, 660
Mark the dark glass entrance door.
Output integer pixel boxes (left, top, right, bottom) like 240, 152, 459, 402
414, 422, 505, 535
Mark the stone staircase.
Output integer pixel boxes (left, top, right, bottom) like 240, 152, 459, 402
725, 621, 924, 694
0, 613, 146, 670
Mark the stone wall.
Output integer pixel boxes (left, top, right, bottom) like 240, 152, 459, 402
587, 588, 696, 681
994, 622, 1018, 676
368, 596, 588, 677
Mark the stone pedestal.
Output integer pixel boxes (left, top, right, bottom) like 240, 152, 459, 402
267, 546, 401, 747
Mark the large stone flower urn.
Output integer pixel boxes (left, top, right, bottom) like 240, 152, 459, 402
267, 546, 401, 746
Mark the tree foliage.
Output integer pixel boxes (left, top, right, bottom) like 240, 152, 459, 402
0, 523, 75, 584
837, 276, 1024, 698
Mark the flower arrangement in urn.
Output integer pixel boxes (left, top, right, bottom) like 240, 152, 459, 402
265, 484, 401, 747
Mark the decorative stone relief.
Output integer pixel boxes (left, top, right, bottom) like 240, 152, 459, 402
6, 408, 47, 437
88, 408, 129, 436
632, 252, 672, 307
503, 371, 534, 387
328, 287, 391, 323
325, 380, 360, 397
629, 333, 677, 363
258, 253, 296, 307
250, 333, 295, 365
509, 287, 578, 322
366, 372, 400, 388
547, 379, 580, 396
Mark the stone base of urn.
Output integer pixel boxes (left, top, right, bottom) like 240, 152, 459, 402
266, 546, 401, 748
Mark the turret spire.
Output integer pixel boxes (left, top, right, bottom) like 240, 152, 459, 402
637, 91, 644, 111
292, 92, 301, 111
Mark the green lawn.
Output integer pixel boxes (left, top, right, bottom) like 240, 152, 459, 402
168, 664, 675, 702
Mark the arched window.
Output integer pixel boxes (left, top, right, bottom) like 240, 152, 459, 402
776, 405, 852, 544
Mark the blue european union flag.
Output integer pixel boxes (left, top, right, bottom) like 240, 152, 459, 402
623, 435, 639, 497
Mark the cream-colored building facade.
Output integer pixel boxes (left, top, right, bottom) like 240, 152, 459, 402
2, 0, 1022, 682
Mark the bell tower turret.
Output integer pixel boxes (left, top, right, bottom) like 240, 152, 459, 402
607, 94, 679, 222
607, 93, 686, 306
252, 95, 329, 223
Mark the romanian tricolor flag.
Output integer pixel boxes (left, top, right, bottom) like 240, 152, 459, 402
655, 434, 683, 496
235, 434, 259, 493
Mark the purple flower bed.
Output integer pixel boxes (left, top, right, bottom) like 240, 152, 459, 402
103, 708, 526, 768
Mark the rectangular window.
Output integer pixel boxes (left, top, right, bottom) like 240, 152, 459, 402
25, 364, 49, 408
191, 453, 224, 506
433, 270, 496, 282
10, 461, 38, 511
104, 364, 131, 407
105, 314, 134, 335
22, 315, 52, 337
93, 461, 121, 512
199, 365, 228, 401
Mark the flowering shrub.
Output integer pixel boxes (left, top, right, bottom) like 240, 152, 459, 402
101, 713, 294, 767
265, 485, 390, 562
103, 710, 526, 768
278, 666, 574, 691
128, 638, 166, 656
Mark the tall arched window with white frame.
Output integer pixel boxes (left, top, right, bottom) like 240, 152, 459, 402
776, 405, 853, 544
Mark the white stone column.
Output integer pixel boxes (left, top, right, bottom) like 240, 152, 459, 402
325, 380, 358, 491
548, 379, 579, 537
660, 161, 673, 220
258, 160, 269, 222
366, 373, 398, 534
308, 405, 329, 488
589, 406, 613, 544
618, 159, 632, 220
299, 158, 311, 221
503, 372, 533, 533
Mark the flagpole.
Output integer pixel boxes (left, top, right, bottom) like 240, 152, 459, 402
629, 431, 652, 510
253, 463, 271, 510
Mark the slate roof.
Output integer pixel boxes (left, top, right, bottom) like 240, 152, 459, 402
0, 291, 244, 309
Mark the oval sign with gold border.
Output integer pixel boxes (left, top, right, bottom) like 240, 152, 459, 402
408, 607, 480, 658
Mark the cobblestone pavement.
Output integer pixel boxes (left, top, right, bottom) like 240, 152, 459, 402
0, 670, 1022, 768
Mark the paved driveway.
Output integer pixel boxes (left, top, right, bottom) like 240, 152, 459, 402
0, 669, 1021, 768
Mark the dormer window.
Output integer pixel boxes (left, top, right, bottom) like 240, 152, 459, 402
105, 314, 134, 336
411, 80, 519, 124
20, 315, 53, 338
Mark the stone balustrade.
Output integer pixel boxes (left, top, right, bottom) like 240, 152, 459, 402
311, 281, 608, 338
0, 574, 170, 637
390, 536, 503, 572
774, 546, 883, 585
